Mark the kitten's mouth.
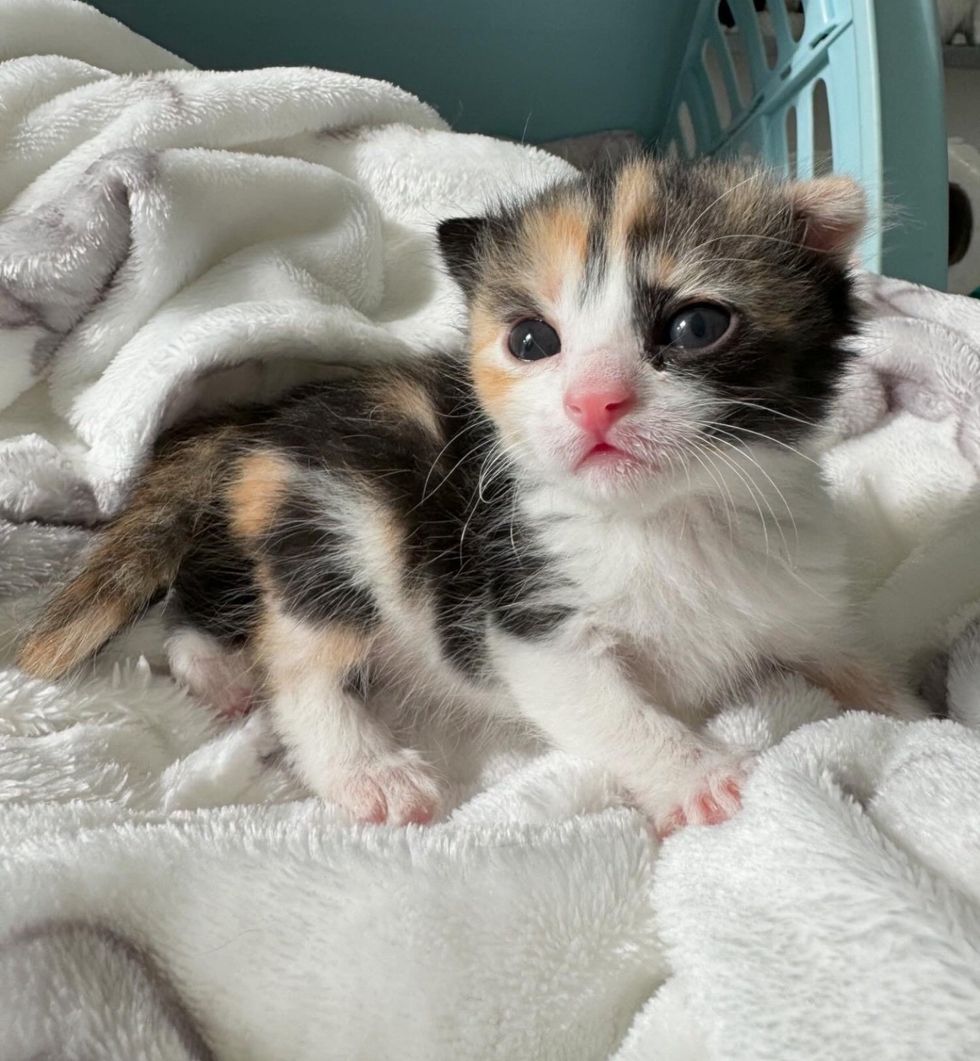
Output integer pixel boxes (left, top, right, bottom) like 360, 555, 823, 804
575, 441, 642, 471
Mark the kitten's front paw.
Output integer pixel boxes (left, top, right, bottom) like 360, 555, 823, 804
326, 752, 443, 826
643, 754, 756, 840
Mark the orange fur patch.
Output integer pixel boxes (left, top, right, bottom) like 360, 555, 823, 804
375, 503, 403, 560
648, 250, 677, 288
376, 377, 440, 439
609, 158, 657, 253
17, 600, 129, 680
468, 302, 516, 419
521, 200, 590, 303
470, 302, 500, 352
257, 604, 371, 683
471, 352, 516, 419
318, 624, 372, 672
227, 450, 292, 541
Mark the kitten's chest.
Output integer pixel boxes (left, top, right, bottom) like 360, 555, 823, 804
540, 507, 776, 696
573, 532, 725, 629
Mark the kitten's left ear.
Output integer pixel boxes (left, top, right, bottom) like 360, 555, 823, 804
437, 216, 491, 297
788, 175, 866, 263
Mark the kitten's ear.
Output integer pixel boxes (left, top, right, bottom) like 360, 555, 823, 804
788, 175, 866, 262
437, 216, 490, 296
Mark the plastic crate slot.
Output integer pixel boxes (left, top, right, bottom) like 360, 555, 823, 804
703, 40, 733, 130
812, 76, 833, 174
786, 1, 805, 41
756, 2, 779, 69
726, 0, 771, 86
809, 26, 837, 49
729, 35, 757, 107
678, 101, 697, 157
785, 103, 797, 176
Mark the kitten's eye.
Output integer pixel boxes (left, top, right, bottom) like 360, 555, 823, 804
666, 304, 732, 350
507, 319, 561, 361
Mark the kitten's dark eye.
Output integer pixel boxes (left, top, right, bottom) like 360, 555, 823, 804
666, 304, 732, 351
507, 319, 561, 361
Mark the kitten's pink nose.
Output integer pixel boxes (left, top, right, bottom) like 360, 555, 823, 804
563, 384, 636, 435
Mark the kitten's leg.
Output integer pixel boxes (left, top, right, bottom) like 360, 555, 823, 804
257, 608, 442, 825
494, 634, 753, 837
166, 627, 255, 719
794, 655, 928, 721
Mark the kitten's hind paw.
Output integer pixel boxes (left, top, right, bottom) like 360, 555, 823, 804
327, 752, 443, 827
166, 628, 256, 720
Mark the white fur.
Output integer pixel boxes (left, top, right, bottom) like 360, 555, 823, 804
487, 447, 852, 830
261, 603, 443, 825
261, 424, 893, 832
514, 440, 888, 823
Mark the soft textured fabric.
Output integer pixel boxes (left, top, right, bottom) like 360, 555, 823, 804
3, 3, 980, 1059
0, 0, 571, 517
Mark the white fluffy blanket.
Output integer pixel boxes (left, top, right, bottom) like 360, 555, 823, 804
3, 3, 980, 1058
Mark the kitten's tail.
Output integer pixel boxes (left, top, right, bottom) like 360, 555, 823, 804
17, 425, 240, 680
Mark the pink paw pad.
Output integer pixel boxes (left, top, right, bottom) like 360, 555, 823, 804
331, 759, 442, 827
401, 800, 437, 825
655, 770, 748, 840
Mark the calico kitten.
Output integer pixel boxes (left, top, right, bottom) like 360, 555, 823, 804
18, 156, 921, 834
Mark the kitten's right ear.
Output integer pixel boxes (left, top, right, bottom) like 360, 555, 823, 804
787, 175, 866, 263
437, 216, 490, 297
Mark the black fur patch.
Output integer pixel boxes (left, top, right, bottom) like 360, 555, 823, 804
169, 518, 258, 645
211, 357, 570, 678
260, 489, 381, 632
436, 217, 496, 298
341, 662, 370, 700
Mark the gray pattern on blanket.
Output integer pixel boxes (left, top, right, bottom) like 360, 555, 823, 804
0, 149, 154, 371
934, 610, 980, 728
0, 919, 215, 1060
830, 277, 980, 472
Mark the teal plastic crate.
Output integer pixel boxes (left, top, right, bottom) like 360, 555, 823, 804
661, 1, 948, 289
90, 0, 947, 288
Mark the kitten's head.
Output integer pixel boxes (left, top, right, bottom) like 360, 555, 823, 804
437, 156, 864, 504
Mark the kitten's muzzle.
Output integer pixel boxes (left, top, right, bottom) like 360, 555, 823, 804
563, 383, 636, 436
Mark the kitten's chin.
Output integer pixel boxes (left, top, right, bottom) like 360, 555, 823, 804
515, 438, 680, 504
561, 448, 666, 502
